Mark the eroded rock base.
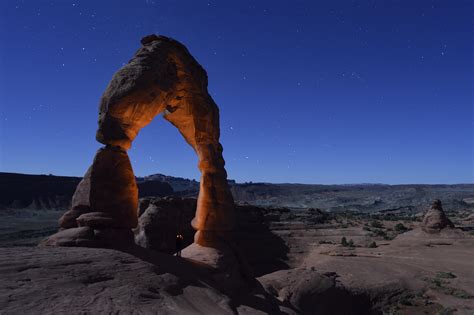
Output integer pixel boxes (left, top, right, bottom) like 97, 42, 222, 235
182, 233, 254, 293
40, 226, 135, 248
43, 146, 138, 248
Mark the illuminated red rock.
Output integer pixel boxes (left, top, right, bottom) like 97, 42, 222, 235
58, 146, 138, 229
44, 146, 138, 247
45, 34, 236, 248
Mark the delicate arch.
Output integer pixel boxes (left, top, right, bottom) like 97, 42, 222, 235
49, 35, 235, 247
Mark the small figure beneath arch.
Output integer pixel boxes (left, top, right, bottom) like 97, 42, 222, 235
175, 233, 184, 257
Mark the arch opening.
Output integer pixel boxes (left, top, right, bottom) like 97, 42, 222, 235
129, 113, 200, 183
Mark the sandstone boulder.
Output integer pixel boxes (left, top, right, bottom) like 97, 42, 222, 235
44, 146, 138, 247
181, 240, 254, 294
259, 268, 374, 314
58, 146, 138, 230
134, 197, 196, 253
421, 199, 454, 233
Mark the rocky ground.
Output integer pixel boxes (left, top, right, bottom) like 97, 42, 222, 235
258, 211, 474, 314
0, 246, 282, 314
1, 199, 473, 314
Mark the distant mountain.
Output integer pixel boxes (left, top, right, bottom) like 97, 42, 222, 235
1, 172, 473, 213
137, 173, 236, 197
0, 173, 81, 210
0, 172, 173, 210
229, 182, 474, 213
137, 173, 199, 193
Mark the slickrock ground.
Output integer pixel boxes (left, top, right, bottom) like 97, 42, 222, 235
0, 246, 282, 314
1, 200, 473, 314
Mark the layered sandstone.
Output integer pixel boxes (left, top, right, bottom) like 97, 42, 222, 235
421, 199, 455, 233
44, 34, 235, 249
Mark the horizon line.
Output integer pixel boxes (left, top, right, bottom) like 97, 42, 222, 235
1, 171, 472, 186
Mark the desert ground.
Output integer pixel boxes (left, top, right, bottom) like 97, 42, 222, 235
1, 182, 473, 314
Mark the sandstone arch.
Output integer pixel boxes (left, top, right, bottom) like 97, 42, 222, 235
45, 35, 236, 248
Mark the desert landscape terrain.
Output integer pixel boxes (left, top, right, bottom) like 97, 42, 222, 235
1, 172, 473, 314
0, 8, 472, 312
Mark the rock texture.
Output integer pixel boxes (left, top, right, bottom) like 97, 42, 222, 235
135, 197, 197, 253
259, 268, 374, 314
134, 197, 291, 276
421, 199, 455, 233
43, 146, 139, 247
3, 199, 474, 313
45, 34, 236, 249
60, 146, 138, 229
0, 246, 282, 314
96, 34, 235, 240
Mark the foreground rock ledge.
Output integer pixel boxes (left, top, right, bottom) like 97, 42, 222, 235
0, 246, 281, 314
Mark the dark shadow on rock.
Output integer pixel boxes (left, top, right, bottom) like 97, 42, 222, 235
135, 198, 290, 277
260, 268, 382, 315
135, 197, 196, 254
119, 244, 284, 314
297, 286, 380, 315
234, 205, 290, 277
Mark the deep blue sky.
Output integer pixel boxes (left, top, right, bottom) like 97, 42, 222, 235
0, 0, 472, 184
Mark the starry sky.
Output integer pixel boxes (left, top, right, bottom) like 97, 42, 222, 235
0, 0, 472, 184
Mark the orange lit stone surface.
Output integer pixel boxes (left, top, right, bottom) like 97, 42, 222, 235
46, 34, 235, 247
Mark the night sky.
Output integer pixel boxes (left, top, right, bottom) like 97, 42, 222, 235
0, 1, 472, 184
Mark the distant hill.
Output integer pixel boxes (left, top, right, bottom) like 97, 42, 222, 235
1, 172, 473, 213
0, 172, 173, 210
229, 182, 474, 213
0, 173, 81, 210
137, 174, 199, 193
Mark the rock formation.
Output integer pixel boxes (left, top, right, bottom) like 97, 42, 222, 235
135, 197, 197, 252
43, 34, 236, 249
134, 197, 290, 276
421, 199, 454, 233
0, 246, 283, 314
